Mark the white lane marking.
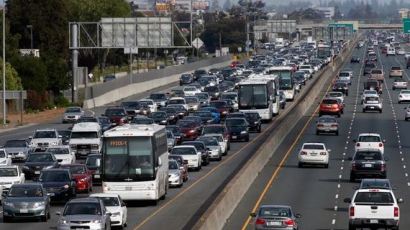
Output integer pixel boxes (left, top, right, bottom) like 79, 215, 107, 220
334, 206, 338, 211
335, 194, 339, 199
332, 219, 336, 225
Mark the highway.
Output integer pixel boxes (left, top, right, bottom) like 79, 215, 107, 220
224, 43, 410, 229
0, 51, 336, 229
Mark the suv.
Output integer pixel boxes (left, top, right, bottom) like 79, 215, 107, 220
349, 150, 387, 182
319, 98, 343, 117
354, 133, 385, 154
389, 66, 403, 78
392, 78, 407, 90
29, 129, 61, 149
344, 189, 402, 230
362, 95, 382, 113
69, 122, 102, 158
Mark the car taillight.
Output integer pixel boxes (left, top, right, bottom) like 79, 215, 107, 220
300, 151, 307, 155
394, 207, 399, 217
349, 207, 355, 217
332, 104, 338, 108
283, 218, 295, 226
320, 152, 327, 155
356, 143, 360, 147
381, 163, 386, 171
255, 218, 266, 225
351, 162, 356, 170
317, 124, 324, 127
331, 124, 338, 127
379, 143, 383, 147
189, 129, 196, 133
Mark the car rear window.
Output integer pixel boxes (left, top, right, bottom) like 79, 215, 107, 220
303, 144, 324, 150
322, 99, 338, 104
391, 67, 401, 70
259, 207, 291, 217
354, 192, 394, 204
354, 151, 382, 161
371, 70, 382, 74
358, 136, 381, 142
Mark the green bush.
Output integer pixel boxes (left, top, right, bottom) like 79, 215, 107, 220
54, 95, 70, 107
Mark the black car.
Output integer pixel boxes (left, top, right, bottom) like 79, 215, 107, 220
204, 86, 220, 100
225, 118, 250, 142
97, 116, 112, 132
166, 105, 188, 118
182, 141, 210, 166
58, 130, 71, 145
131, 116, 155, 125
349, 150, 387, 182
196, 92, 210, 106
39, 169, 76, 202
180, 74, 194, 85
22, 153, 59, 180
351, 56, 361, 63
363, 62, 376, 76
121, 101, 141, 117
244, 112, 262, 133
193, 69, 207, 80
85, 154, 102, 185
149, 111, 170, 125
332, 82, 349, 96
159, 107, 178, 124
166, 125, 183, 145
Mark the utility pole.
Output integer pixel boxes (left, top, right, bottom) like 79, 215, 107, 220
2, 1, 6, 126
27, 25, 33, 50
219, 32, 222, 50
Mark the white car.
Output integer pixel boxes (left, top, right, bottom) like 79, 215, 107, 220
29, 129, 62, 148
354, 133, 385, 154
167, 97, 189, 111
398, 89, 410, 103
361, 90, 378, 104
203, 134, 228, 155
90, 193, 128, 228
298, 143, 330, 168
396, 48, 405, 55
0, 165, 25, 200
362, 95, 382, 113
327, 91, 344, 104
344, 189, 402, 230
183, 86, 201, 97
45, 146, 76, 165
392, 78, 407, 90
197, 136, 222, 161
139, 99, 157, 112
171, 145, 202, 170
299, 65, 314, 75
387, 47, 396, 56
0, 149, 11, 166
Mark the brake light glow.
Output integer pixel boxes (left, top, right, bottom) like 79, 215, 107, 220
356, 143, 360, 147
379, 143, 383, 147
349, 207, 355, 217
255, 218, 266, 225
320, 152, 327, 155
394, 207, 399, 217
300, 151, 307, 155
283, 218, 295, 226
381, 163, 386, 171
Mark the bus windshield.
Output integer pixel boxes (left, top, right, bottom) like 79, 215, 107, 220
103, 137, 155, 181
279, 77, 293, 90
238, 85, 268, 109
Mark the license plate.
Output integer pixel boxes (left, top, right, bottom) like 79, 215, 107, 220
125, 186, 132, 191
370, 106, 375, 109
364, 163, 373, 168
370, 219, 379, 224
48, 193, 55, 196
34, 171, 40, 175
94, 175, 100, 179
267, 221, 282, 226
19, 209, 28, 213
310, 153, 317, 156
232, 136, 237, 139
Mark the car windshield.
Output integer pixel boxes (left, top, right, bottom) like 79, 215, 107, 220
210, 101, 227, 108
105, 109, 125, 116
354, 192, 394, 204
151, 112, 166, 118
197, 137, 219, 146
121, 101, 139, 108
365, 97, 379, 102
64, 202, 102, 216
171, 148, 196, 155
259, 207, 291, 217
78, 117, 98, 123
40, 171, 69, 182
0, 168, 18, 177
66, 107, 81, 113
66, 165, 86, 174
27, 154, 54, 162
303, 144, 324, 150
244, 113, 259, 120
178, 121, 195, 128
169, 99, 185, 105
203, 126, 223, 134
46, 148, 69, 155
391, 67, 401, 70
354, 151, 382, 161
185, 97, 199, 103
169, 160, 179, 170
329, 92, 343, 97
8, 186, 43, 197
196, 93, 209, 100
371, 70, 382, 74
150, 94, 166, 100
183, 142, 204, 150
86, 155, 101, 168
358, 136, 381, 142
360, 180, 391, 189
34, 131, 56, 138
4, 140, 27, 148
99, 197, 120, 207
225, 118, 247, 126
184, 87, 196, 92
71, 132, 98, 139
221, 94, 237, 100
339, 72, 350, 77
318, 117, 336, 123
132, 118, 154, 124
322, 99, 337, 104
401, 90, 410, 94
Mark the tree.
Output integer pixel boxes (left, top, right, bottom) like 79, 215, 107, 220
0, 59, 23, 90
10, 56, 47, 92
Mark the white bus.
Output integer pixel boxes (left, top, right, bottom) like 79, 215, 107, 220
265, 66, 295, 101
102, 124, 168, 202
317, 43, 333, 63
238, 79, 275, 121
248, 73, 280, 115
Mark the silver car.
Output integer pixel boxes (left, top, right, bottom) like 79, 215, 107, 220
168, 159, 183, 187
167, 130, 176, 150
404, 106, 410, 121
250, 205, 301, 230
3, 139, 30, 161
316, 115, 339, 135
62, 107, 84, 123
57, 197, 111, 230
362, 96, 382, 113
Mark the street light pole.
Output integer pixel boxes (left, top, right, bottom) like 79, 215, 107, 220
27, 25, 33, 49
2, 1, 6, 126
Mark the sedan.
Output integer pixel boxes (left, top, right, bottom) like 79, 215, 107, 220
60, 164, 93, 193
45, 146, 75, 165
350, 56, 361, 63
392, 78, 407, 90
90, 193, 128, 229
332, 82, 349, 96
250, 205, 301, 230
196, 136, 222, 161
244, 112, 262, 133
85, 154, 102, 185
62, 107, 84, 123
39, 169, 76, 202
56, 197, 111, 230
178, 119, 202, 141
167, 159, 184, 187
225, 118, 250, 142
3, 183, 51, 222
298, 143, 330, 168
0, 166, 25, 200
0, 149, 12, 166
22, 153, 59, 180
3, 139, 30, 162
168, 155, 189, 182
132, 116, 155, 125
398, 89, 410, 103
316, 115, 339, 135
150, 111, 170, 125
349, 150, 387, 182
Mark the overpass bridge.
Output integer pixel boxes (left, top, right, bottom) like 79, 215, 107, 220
296, 23, 402, 31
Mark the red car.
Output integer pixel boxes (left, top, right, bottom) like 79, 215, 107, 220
61, 164, 93, 193
319, 98, 343, 117
177, 119, 202, 140
230, 61, 240, 68
103, 106, 129, 126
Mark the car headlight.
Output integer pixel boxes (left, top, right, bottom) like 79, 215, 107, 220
169, 115, 175, 119
254, 121, 259, 124
3, 202, 14, 207
44, 165, 54, 169
161, 120, 167, 123
59, 218, 68, 224
51, 142, 58, 146
63, 184, 70, 189
111, 212, 121, 217
22, 166, 29, 170
241, 130, 248, 134
34, 201, 45, 208
92, 219, 102, 224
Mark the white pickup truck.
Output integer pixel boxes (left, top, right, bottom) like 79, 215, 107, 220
344, 188, 402, 230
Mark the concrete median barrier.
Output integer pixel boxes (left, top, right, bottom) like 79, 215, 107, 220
193, 37, 360, 230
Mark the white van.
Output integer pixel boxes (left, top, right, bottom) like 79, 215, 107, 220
69, 122, 102, 158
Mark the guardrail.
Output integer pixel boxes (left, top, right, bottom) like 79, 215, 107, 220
192, 35, 360, 230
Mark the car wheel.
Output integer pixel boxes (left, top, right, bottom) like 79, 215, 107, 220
348, 224, 356, 230
335, 131, 339, 136
324, 163, 329, 168
257, 125, 261, 133
298, 162, 303, 168
392, 87, 395, 90
379, 109, 382, 113
245, 136, 250, 142
362, 109, 366, 113
316, 130, 320, 135
337, 113, 341, 118
349, 174, 355, 182
399, 101, 401, 104
41, 214, 47, 222
3, 215, 11, 223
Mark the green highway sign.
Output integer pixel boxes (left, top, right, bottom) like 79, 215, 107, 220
403, 18, 410, 34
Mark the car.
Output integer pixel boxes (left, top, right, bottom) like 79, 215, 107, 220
45, 146, 76, 165
405, 106, 410, 121
103, 74, 116, 82
180, 73, 194, 85
60, 164, 93, 193
131, 116, 155, 125
209, 100, 233, 118
327, 91, 344, 104
103, 107, 129, 126
0, 166, 25, 200
193, 69, 207, 80
316, 115, 339, 135
168, 155, 189, 182
349, 150, 387, 181
392, 78, 407, 90
359, 178, 392, 190
398, 89, 410, 103
166, 130, 176, 150
204, 85, 221, 100
168, 97, 188, 111
250, 205, 301, 230
62, 107, 84, 123
389, 66, 403, 78
183, 86, 201, 97
56, 197, 111, 230
299, 64, 314, 75
166, 125, 183, 145
38, 169, 76, 202
167, 104, 188, 118
225, 117, 250, 142
196, 136, 222, 161
196, 92, 211, 106
185, 96, 201, 111
58, 130, 72, 145
193, 111, 218, 124
387, 47, 396, 55
2, 183, 51, 222
3, 139, 30, 161
363, 79, 382, 94
361, 90, 378, 104
332, 82, 349, 96
350, 56, 360, 63
29, 129, 62, 149
170, 146, 202, 170
319, 98, 343, 117
149, 93, 168, 108
178, 119, 202, 140
201, 124, 230, 150
362, 95, 382, 113
369, 69, 384, 83
0, 149, 12, 166
353, 133, 385, 154
22, 153, 59, 180
199, 106, 221, 123
244, 111, 262, 133
298, 143, 330, 168
167, 159, 184, 187
90, 193, 128, 228
149, 111, 170, 125
202, 133, 228, 156
344, 188, 402, 230
85, 154, 102, 184
396, 48, 405, 55
220, 92, 239, 110
363, 62, 376, 76
121, 101, 142, 117
338, 72, 352, 85
182, 141, 210, 166
279, 91, 286, 109
159, 107, 179, 124
139, 98, 157, 113
69, 122, 102, 158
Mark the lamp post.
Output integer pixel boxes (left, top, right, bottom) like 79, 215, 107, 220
2, 1, 6, 126
26, 25, 33, 49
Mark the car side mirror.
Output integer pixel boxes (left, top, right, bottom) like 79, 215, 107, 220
344, 198, 352, 203
106, 212, 112, 216
328, 149, 331, 152
352, 139, 357, 143
121, 202, 126, 207
295, 213, 302, 218
56, 211, 61, 216
398, 198, 404, 203
57, 159, 63, 163
250, 212, 256, 217
348, 157, 353, 161
383, 139, 386, 143
96, 159, 101, 167
28, 136, 33, 140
